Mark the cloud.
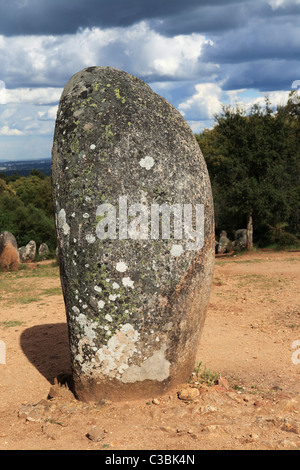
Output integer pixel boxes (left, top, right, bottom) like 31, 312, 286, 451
177, 84, 291, 125
0, 125, 23, 136
5, 88, 62, 105
0, 101, 56, 137
226, 89, 290, 111
38, 105, 58, 121
203, 17, 300, 64
220, 59, 300, 92
268, 0, 300, 9
186, 120, 208, 134
0, 0, 249, 36
0, 23, 216, 88
178, 83, 223, 120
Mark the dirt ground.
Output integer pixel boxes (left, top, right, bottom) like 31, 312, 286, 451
0, 250, 300, 450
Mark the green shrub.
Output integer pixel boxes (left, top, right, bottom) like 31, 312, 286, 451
267, 223, 300, 248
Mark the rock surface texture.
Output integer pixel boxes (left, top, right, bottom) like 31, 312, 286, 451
52, 67, 215, 402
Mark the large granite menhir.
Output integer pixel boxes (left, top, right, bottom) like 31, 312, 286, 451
52, 67, 215, 402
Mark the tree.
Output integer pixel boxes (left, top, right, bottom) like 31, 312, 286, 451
10, 175, 54, 217
0, 174, 56, 251
196, 99, 300, 245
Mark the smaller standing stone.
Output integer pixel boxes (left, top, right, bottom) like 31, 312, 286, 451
18, 246, 26, 263
217, 231, 231, 254
23, 240, 36, 262
0, 231, 19, 272
234, 229, 248, 251
38, 243, 49, 260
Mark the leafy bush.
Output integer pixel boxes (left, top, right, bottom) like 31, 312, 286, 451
267, 223, 300, 248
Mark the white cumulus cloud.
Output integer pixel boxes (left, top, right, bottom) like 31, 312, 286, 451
178, 83, 223, 121
38, 105, 58, 121
0, 23, 214, 87
5, 88, 62, 105
0, 125, 23, 136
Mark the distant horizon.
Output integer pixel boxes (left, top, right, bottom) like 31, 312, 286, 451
0, 157, 51, 162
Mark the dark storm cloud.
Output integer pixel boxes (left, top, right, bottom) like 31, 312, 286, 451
222, 59, 300, 92
0, 0, 251, 36
199, 7, 300, 92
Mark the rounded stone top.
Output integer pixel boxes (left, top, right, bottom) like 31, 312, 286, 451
0, 231, 18, 251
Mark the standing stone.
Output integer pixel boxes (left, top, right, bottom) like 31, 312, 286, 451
217, 230, 230, 254
18, 246, 27, 263
0, 231, 19, 272
23, 240, 36, 262
234, 229, 248, 251
52, 67, 215, 402
38, 243, 50, 260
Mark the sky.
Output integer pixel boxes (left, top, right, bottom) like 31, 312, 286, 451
0, 0, 299, 160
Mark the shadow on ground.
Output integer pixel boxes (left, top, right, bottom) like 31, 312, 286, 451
20, 323, 72, 385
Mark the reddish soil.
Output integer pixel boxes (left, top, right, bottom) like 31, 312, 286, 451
0, 251, 300, 450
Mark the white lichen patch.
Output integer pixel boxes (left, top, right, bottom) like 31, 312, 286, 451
139, 155, 155, 170
122, 277, 134, 288
70, 310, 100, 373
116, 261, 128, 272
96, 324, 140, 378
121, 343, 170, 384
77, 313, 97, 342
86, 233, 96, 244
57, 209, 70, 237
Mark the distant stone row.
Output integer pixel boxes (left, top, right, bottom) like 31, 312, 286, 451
216, 228, 252, 255
0, 231, 50, 272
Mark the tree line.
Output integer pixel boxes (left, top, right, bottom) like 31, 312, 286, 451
196, 93, 300, 248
